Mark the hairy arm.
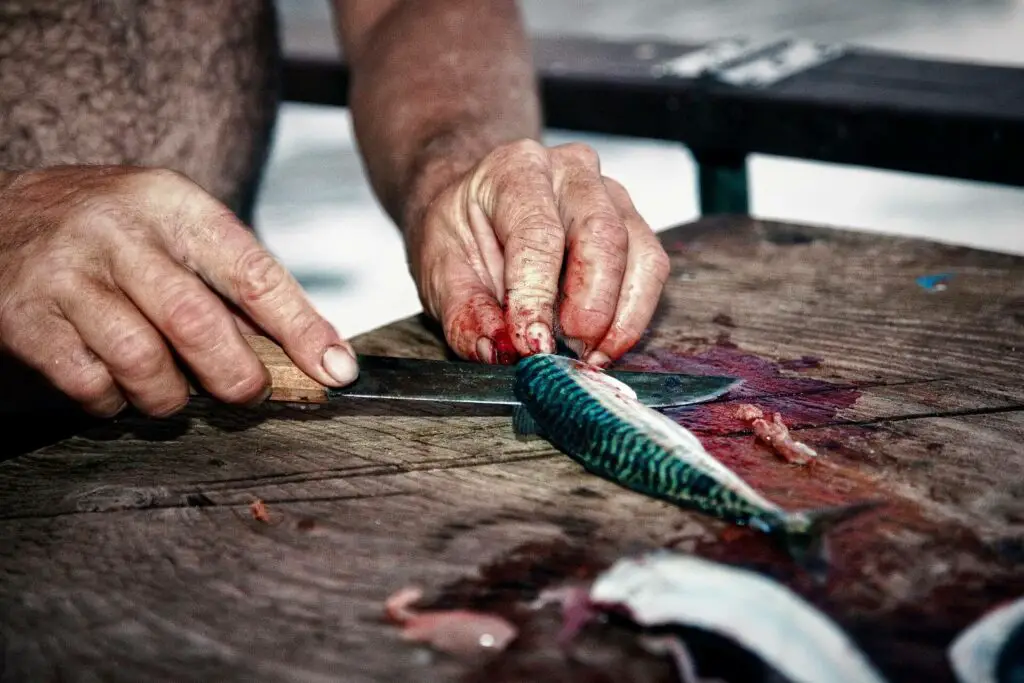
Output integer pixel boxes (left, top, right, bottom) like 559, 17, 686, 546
332, 0, 542, 231
331, 0, 668, 368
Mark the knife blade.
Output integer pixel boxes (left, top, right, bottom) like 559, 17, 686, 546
245, 336, 739, 409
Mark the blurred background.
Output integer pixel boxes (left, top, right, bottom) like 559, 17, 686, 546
256, 0, 1024, 339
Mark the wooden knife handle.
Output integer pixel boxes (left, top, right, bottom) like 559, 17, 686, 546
191, 335, 331, 405
0, 335, 332, 415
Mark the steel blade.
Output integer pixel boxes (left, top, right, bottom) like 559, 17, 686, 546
329, 355, 741, 408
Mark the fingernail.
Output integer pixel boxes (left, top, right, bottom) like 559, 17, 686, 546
322, 344, 359, 385
476, 337, 496, 364
526, 322, 555, 354
587, 351, 612, 368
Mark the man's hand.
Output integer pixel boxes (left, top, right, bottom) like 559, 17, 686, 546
0, 165, 358, 417
407, 140, 670, 367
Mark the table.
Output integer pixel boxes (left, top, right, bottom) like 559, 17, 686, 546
1, 215, 1021, 682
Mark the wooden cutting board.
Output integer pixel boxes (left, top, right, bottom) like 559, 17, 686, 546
0, 215, 1021, 683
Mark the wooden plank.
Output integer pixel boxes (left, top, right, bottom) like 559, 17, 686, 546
283, 35, 1024, 187
1, 216, 1022, 682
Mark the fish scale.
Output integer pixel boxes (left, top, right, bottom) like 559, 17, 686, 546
512, 353, 882, 579
515, 354, 778, 527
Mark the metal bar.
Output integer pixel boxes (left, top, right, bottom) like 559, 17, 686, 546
279, 36, 1024, 190
692, 149, 750, 215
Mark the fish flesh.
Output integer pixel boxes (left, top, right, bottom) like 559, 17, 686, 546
948, 596, 1024, 683
735, 403, 817, 465
536, 551, 891, 683
512, 354, 880, 577
384, 586, 518, 658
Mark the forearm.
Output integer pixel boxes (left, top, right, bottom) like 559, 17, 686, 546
335, 0, 542, 231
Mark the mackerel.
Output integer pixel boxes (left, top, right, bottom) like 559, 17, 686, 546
512, 353, 880, 578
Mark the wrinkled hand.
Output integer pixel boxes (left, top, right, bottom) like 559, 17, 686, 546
0, 166, 357, 417
408, 140, 670, 366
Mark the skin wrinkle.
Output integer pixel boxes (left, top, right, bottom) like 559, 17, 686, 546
340, 0, 542, 232
0, 0, 670, 416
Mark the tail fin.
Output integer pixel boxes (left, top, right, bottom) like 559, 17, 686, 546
777, 500, 883, 583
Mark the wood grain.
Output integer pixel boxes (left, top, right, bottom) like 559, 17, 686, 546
1, 216, 1022, 683
237, 334, 327, 403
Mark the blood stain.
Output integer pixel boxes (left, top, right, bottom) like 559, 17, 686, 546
492, 328, 520, 365
779, 355, 823, 371
711, 313, 735, 327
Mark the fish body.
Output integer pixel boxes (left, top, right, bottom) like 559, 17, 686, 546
586, 552, 891, 683
512, 354, 878, 575
948, 596, 1024, 683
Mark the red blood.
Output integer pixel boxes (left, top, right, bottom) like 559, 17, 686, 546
780, 355, 824, 370
527, 330, 545, 354
617, 345, 860, 436
492, 328, 519, 365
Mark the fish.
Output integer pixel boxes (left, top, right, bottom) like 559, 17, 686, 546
948, 596, 1024, 683
512, 353, 880, 577
533, 551, 891, 683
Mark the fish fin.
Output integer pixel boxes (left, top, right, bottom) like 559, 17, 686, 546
512, 405, 544, 439
777, 500, 883, 583
555, 337, 582, 359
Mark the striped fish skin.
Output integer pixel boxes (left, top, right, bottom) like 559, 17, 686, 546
512, 353, 786, 530
512, 353, 880, 576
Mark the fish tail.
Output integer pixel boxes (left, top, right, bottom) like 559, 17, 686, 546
774, 500, 883, 582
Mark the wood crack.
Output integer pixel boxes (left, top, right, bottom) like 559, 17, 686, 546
0, 490, 412, 522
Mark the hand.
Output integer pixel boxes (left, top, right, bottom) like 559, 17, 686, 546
0, 165, 358, 417
407, 140, 670, 366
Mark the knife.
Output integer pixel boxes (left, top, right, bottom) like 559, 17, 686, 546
241, 336, 739, 409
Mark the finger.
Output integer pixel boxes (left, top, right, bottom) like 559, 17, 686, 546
163, 194, 356, 387
550, 144, 629, 360
58, 279, 192, 417
428, 250, 512, 364
588, 178, 671, 367
474, 140, 564, 356
0, 309, 126, 417
112, 245, 271, 406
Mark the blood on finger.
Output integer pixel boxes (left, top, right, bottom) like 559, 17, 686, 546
492, 328, 519, 365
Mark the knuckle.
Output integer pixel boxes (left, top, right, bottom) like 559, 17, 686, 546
162, 288, 226, 347
580, 215, 629, 255
65, 365, 111, 402
508, 218, 564, 253
138, 167, 188, 188
289, 313, 335, 347
48, 268, 96, 305
480, 139, 550, 185
62, 361, 119, 410
107, 326, 167, 381
602, 176, 628, 197
234, 248, 289, 303
642, 246, 672, 283
507, 281, 559, 304
70, 196, 123, 239
557, 142, 601, 168
501, 138, 547, 162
